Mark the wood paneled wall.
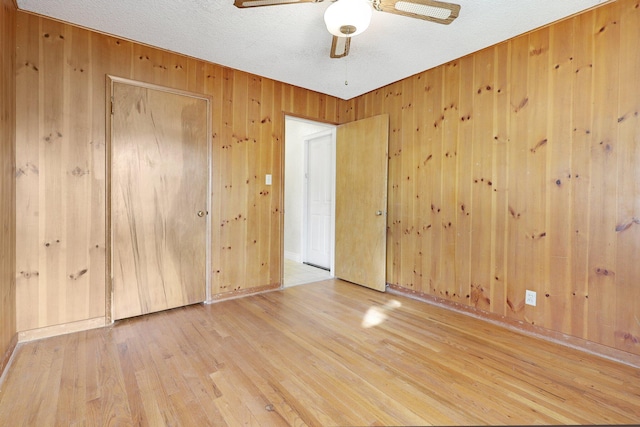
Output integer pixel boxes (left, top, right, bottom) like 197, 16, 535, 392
0, 0, 17, 373
344, 0, 640, 356
14, 12, 341, 331
13, 0, 639, 359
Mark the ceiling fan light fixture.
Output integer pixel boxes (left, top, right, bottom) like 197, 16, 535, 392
324, 0, 372, 37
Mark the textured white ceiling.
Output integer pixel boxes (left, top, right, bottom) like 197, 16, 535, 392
16, 0, 611, 100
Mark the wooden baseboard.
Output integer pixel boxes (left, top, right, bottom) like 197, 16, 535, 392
18, 317, 108, 343
0, 333, 18, 380
207, 283, 281, 303
387, 284, 640, 369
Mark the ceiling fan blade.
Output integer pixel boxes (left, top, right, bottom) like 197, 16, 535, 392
234, 0, 323, 8
330, 36, 351, 59
374, 0, 460, 25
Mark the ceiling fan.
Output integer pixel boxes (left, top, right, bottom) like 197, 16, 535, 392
234, 0, 461, 58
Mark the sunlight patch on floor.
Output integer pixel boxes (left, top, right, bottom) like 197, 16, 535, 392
362, 300, 402, 328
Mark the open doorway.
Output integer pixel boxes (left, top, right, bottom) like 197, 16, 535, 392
284, 116, 336, 287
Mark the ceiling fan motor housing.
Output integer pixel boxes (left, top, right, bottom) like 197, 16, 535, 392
324, 0, 373, 37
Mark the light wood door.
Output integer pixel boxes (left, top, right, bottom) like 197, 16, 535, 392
110, 80, 209, 320
304, 130, 333, 269
335, 114, 389, 291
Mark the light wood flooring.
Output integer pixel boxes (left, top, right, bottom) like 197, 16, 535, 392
1, 279, 639, 426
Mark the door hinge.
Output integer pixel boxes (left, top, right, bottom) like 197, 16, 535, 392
110, 97, 114, 115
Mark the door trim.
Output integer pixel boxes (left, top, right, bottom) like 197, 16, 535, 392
282, 114, 338, 287
105, 75, 213, 323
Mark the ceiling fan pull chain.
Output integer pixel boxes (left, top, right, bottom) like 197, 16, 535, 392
345, 55, 349, 85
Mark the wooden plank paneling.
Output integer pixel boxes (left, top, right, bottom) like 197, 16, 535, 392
245, 75, 262, 287
427, 66, 445, 297
455, 56, 474, 304
350, 0, 640, 356
614, 0, 640, 354
0, 0, 17, 373
490, 42, 510, 317
412, 73, 429, 293
470, 48, 494, 311
440, 61, 462, 300
439, 64, 458, 301
587, 2, 620, 348
506, 33, 532, 322
570, 10, 595, 340
15, 15, 110, 330
14, 12, 40, 330
387, 83, 406, 290
65, 23, 95, 327
400, 77, 416, 290
268, 81, 283, 287
259, 78, 274, 286
546, 18, 575, 334
410, 78, 425, 290
525, 28, 550, 328
14, 11, 342, 331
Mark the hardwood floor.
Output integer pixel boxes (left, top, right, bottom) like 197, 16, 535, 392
1, 279, 639, 426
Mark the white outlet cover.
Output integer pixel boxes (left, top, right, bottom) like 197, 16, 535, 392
525, 290, 537, 306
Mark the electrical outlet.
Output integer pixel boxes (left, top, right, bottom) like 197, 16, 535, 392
525, 290, 537, 306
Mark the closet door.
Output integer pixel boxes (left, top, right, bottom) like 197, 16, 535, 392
110, 79, 209, 320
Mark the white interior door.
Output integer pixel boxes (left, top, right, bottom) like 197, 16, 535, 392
304, 130, 334, 269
